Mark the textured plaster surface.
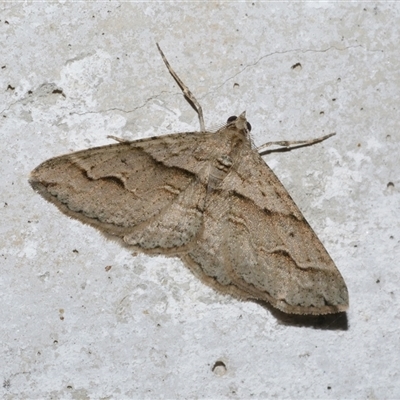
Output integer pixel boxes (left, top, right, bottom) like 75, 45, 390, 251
1, 2, 399, 399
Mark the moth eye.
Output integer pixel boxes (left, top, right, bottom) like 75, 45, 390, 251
246, 122, 252, 131
227, 116, 237, 123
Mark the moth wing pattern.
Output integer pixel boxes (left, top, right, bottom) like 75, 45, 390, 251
230, 146, 348, 313
30, 135, 210, 255
30, 128, 245, 255
180, 136, 348, 315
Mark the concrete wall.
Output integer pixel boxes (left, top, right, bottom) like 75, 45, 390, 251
1, 2, 399, 398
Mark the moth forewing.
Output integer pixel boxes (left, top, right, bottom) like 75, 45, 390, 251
29, 44, 348, 316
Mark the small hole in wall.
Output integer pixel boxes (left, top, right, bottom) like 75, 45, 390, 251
291, 62, 302, 71
387, 182, 394, 189
212, 360, 227, 376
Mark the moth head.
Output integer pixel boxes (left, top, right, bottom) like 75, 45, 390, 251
226, 112, 252, 142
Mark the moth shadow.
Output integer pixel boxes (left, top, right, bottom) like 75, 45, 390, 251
252, 300, 348, 330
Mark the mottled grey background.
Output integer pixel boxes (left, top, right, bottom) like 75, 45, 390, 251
1, 2, 399, 399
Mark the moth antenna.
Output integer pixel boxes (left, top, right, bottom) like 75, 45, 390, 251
209, 116, 239, 133
156, 43, 206, 133
208, 120, 228, 133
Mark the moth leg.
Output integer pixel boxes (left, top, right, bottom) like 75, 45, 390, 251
106, 135, 130, 143
257, 132, 335, 155
156, 43, 206, 133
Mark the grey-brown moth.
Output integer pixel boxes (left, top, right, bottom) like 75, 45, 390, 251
29, 44, 348, 315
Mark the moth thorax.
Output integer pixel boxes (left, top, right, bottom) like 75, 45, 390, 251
216, 155, 233, 172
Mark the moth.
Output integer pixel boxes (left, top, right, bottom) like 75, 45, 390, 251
30, 44, 348, 315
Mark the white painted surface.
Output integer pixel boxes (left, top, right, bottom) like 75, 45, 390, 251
1, 3, 399, 399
